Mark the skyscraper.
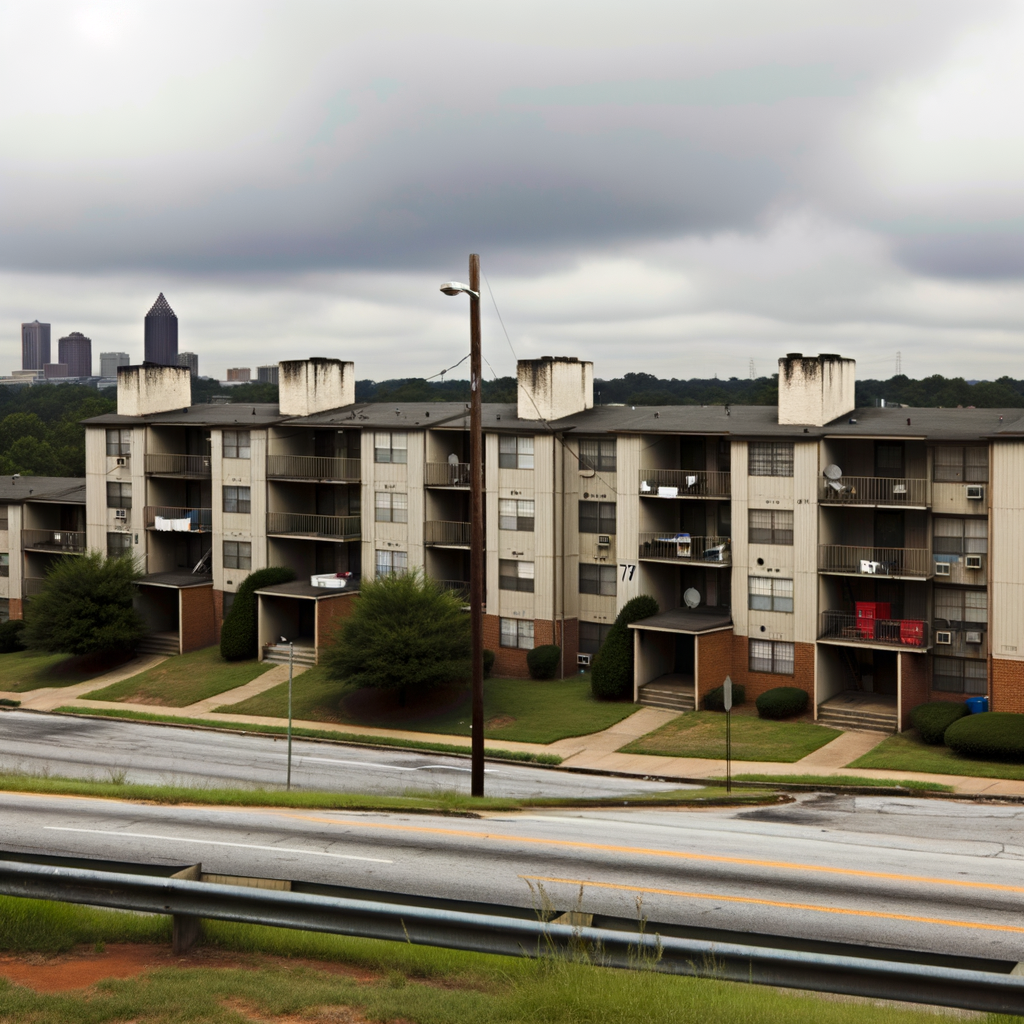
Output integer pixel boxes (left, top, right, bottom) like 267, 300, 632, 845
21, 321, 50, 370
177, 351, 199, 377
226, 367, 251, 382
58, 332, 92, 377
144, 293, 178, 366
257, 365, 279, 384
100, 352, 130, 378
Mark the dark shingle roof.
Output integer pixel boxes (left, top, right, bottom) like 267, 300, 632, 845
0, 476, 85, 505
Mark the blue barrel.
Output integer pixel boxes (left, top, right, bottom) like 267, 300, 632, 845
965, 696, 989, 714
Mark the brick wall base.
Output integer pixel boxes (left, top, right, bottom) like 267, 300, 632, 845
724, 635, 814, 706
695, 630, 734, 706
212, 589, 224, 639
8, 599, 22, 621
315, 593, 358, 659
180, 585, 217, 654
485, 615, 579, 679
991, 658, 1024, 713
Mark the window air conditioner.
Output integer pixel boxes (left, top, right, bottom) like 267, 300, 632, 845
966, 631, 983, 645
577, 653, 592, 667
934, 562, 951, 576
114, 509, 127, 521
115, 457, 127, 467
966, 485, 984, 500
936, 631, 952, 645
965, 555, 983, 570
597, 535, 611, 547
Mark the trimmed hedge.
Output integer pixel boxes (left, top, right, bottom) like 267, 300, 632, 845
704, 682, 746, 712
591, 595, 660, 700
483, 649, 495, 679
945, 712, 1024, 761
911, 700, 969, 745
0, 619, 26, 654
220, 567, 297, 661
755, 686, 808, 720
526, 644, 561, 680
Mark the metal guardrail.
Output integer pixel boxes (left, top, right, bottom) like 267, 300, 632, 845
639, 469, 731, 498
424, 520, 472, 546
23, 577, 46, 596
819, 476, 929, 506
1, 860, 1024, 1014
144, 507, 213, 533
817, 544, 931, 578
638, 533, 731, 565
266, 512, 361, 540
21, 528, 86, 553
424, 461, 471, 487
436, 579, 471, 599
145, 453, 212, 477
267, 455, 360, 482
819, 610, 929, 648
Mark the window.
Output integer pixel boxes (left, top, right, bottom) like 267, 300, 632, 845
934, 446, 988, 483
499, 435, 534, 469
579, 563, 616, 596
748, 639, 795, 675
106, 428, 131, 456
106, 533, 131, 558
106, 482, 132, 509
748, 576, 793, 613
374, 491, 408, 523
933, 657, 987, 694
499, 498, 535, 531
0, 507, 7, 530
875, 442, 904, 476
223, 540, 252, 569
374, 432, 408, 464
222, 430, 250, 459
0, 553, 8, 577
933, 517, 987, 555
748, 442, 794, 477
375, 549, 408, 576
499, 559, 535, 592
500, 617, 534, 649
579, 501, 616, 535
934, 587, 988, 629
579, 438, 616, 472
748, 509, 793, 545
223, 486, 251, 514
579, 621, 612, 654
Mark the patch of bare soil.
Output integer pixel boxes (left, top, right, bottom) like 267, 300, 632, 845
485, 715, 516, 730
222, 999, 384, 1023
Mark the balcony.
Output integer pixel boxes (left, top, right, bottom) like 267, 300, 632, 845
933, 553, 987, 585
818, 545, 932, 579
639, 469, 730, 499
819, 475, 928, 508
266, 512, 360, 541
933, 624, 988, 658
436, 580, 470, 601
424, 521, 471, 548
23, 577, 46, 596
22, 529, 86, 554
424, 461, 471, 488
638, 533, 731, 566
145, 453, 211, 478
267, 455, 360, 483
819, 610, 929, 649
145, 507, 213, 533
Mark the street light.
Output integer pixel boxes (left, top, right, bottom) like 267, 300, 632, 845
440, 255, 484, 797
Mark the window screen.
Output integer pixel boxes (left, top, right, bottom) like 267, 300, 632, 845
579, 501, 616, 535
223, 540, 252, 569
748, 442, 794, 477
499, 499, 535, 531
579, 438, 616, 472
374, 491, 408, 523
500, 617, 535, 649
106, 429, 131, 456
106, 482, 132, 509
579, 621, 613, 654
748, 576, 793, 612
223, 430, 251, 459
748, 639, 795, 674
579, 564, 616, 596
748, 509, 793, 545
375, 549, 408, 576
499, 436, 534, 469
374, 432, 408, 464
933, 657, 987, 694
223, 486, 251, 514
499, 559, 535, 592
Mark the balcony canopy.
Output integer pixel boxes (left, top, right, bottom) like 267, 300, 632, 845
627, 608, 732, 635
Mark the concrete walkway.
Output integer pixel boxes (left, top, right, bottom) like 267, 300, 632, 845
3, 655, 167, 712
182, 662, 308, 716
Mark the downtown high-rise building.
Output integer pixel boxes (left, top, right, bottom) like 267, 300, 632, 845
58, 332, 92, 377
177, 352, 199, 377
100, 352, 130, 378
144, 293, 178, 366
21, 321, 50, 371
257, 365, 279, 384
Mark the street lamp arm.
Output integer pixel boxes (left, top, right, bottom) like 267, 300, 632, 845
440, 282, 480, 299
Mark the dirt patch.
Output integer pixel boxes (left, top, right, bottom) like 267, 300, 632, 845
222, 998, 380, 1023
485, 715, 516, 730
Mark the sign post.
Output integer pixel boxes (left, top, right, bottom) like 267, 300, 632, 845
723, 674, 733, 794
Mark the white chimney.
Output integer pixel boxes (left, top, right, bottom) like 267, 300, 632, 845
777, 353, 856, 427
279, 358, 355, 417
117, 364, 191, 417
517, 356, 593, 421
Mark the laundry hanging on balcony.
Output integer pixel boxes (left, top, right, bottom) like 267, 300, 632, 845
155, 515, 195, 532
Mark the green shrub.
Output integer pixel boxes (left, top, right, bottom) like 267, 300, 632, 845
220, 567, 297, 661
945, 712, 1024, 761
704, 682, 746, 712
483, 649, 495, 679
0, 619, 27, 653
0, 698, 20, 707
591, 595, 659, 701
911, 700, 969, 745
526, 644, 561, 680
755, 686, 808, 720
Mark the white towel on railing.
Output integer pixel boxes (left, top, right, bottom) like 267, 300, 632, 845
155, 516, 193, 532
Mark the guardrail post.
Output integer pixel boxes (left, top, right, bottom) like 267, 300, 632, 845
170, 863, 202, 954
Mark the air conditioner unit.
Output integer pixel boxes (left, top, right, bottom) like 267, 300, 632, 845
936, 631, 952, 644
966, 630, 983, 645
577, 653, 592, 667
597, 535, 610, 547
115, 457, 127, 467
965, 555, 983, 570
934, 561, 951, 576
114, 509, 127, 521
966, 485, 984, 500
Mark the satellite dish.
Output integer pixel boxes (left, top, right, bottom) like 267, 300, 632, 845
683, 588, 701, 609
824, 464, 843, 480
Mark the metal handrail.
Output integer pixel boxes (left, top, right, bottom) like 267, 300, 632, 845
144, 507, 213, 532
425, 461, 471, 487
819, 476, 929, 506
436, 580, 471, 599
23, 577, 46, 595
267, 455, 360, 482
638, 533, 731, 564
639, 469, 731, 498
819, 610, 929, 648
817, 545, 932, 577
266, 512, 361, 540
21, 528, 87, 552
145, 453, 211, 477
425, 520, 472, 546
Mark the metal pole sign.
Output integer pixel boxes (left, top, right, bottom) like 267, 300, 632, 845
723, 674, 732, 793
287, 643, 294, 791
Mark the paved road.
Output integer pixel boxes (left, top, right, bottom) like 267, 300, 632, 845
4, 790, 1024, 963
0, 711, 683, 799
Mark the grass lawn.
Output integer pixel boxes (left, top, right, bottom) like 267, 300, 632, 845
621, 711, 841, 763
82, 646, 272, 707
850, 729, 1024, 780
0, 649, 129, 693
732, 773, 953, 792
219, 669, 639, 744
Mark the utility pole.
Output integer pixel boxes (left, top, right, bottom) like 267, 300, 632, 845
468, 254, 485, 797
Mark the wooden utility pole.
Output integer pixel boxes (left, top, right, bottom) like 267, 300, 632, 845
468, 254, 485, 797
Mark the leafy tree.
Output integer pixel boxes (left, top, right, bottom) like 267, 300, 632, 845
220, 566, 297, 661
23, 551, 145, 656
322, 570, 470, 701
590, 595, 659, 701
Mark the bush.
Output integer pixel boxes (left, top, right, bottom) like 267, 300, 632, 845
527, 644, 561, 680
704, 682, 746, 712
911, 700, 969, 745
220, 566, 297, 661
944, 712, 1024, 761
591, 595, 659, 701
0, 619, 27, 654
755, 686, 808, 720
483, 649, 495, 679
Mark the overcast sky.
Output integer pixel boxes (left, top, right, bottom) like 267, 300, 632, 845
2, 1, 1023, 382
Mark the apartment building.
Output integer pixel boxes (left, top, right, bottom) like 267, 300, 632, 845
75, 352, 1024, 732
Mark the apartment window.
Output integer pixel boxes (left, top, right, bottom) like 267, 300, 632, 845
0, 507, 7, 530
748, 442, 794, 477
223, 540, 252, 570
934, 587, 988, 629
223, 430, 250, 459
748, 576, 793, 613
748, 509, 793, 545
106, 533, 131, 558
579, 438, 616, 472
934, 446, 988, 483
579, 621, 612, 655
106, 482, 132, 510
223, 486, 251, 514
933, 517, 987, 555
499, 498, 535, 531
933, 657, 987, 694
749, 639, 795, 675
374, 432, 408, 464
499, 559, 535, 592
580, 564, 616, 596
500, 617, 535, 649
499, 435, 534, 469
0, 553, 8, 577
106, 428, 131, 456
579, 501, 616, 535
374, 491, 408, 523
375, 549, 408, 576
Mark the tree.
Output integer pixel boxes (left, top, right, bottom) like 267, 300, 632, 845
23, 551, 145, 657
322, 570, 470, 701
220, 566, 297, 661
590, 595, 659, 700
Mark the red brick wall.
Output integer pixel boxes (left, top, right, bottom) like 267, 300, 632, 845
315, 593, 358, 659
212, 589, 224, 639
483, 615, 579, 679
180, 585, 217, 654
991, 658, 1024, 713
727, 635, 814, 704
8, 599, 22, 621
899, 652, 932, 728
696, 630, 734, 705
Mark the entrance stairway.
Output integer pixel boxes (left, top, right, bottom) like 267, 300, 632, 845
817, 691, 897, 733
136, 632, 179, 657
638, 675, 696, 713
263, 643, 317, 667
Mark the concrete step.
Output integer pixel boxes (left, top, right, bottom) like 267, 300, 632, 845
136, 636, 179, 656
639, 686, 695, 713
263, 644, 317, 667
817, 707, 897, 733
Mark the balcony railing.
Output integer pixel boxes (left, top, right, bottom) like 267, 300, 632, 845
933, 553, 987, 585
267, 455, 360, 482
436, 580, 470, 600
818, 545, 932, 578
266, 512, 361, 540
145, 507, 213, 533
424, 462, 471, 488
819, 610, 929, 648
145, 453, 211, 477
932, 624, 988, 659
639, 469, 731, 499
21, 529, 86, 553
638, 533, 731, 565
819, 476, 928, 506
23, 577, 46, 596
424, 521, 472, 547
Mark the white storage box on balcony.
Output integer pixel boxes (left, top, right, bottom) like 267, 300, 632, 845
310, 572, 353, 589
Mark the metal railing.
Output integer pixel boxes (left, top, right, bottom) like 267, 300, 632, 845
425, 461, 471, 487
639, 469, 731, 498
436, 580, 471, 600
933, 554, 987, 585
638, 533, 731, 564
144, 507, 213, 533
23, 577, 46, 595
145, 453, 211, 477
267, 455, 360, 482
21, 528, 86, 553
819, 610, 929, 648
932, 623, 989, 658
425, 520, 472, 546
266, 512, 361, 540
817, 544, 932, 578
819, 476, 928, 506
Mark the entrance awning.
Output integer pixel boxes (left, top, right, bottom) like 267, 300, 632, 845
137, 571, 213, 589
628, 608, 732, 634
